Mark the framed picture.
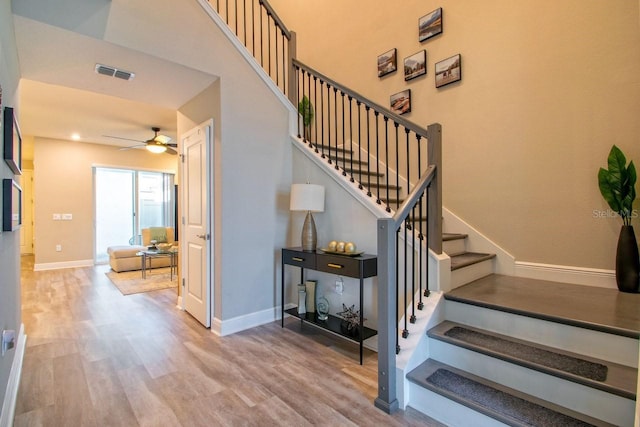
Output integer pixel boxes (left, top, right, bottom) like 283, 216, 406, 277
435, 54, 462, 88
404, 50, 427, 81
419, 8, 443, 42
390, 89, 411, 115
3, 179, 22, 232
3, 107, 22, 175
378, 48, 397, 78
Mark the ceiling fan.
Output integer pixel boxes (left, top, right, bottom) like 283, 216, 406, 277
105, 127, 177, 155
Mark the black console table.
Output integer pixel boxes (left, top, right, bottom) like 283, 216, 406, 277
281, 247, 377, 364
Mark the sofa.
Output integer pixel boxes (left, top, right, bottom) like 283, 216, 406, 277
108, 227, 176, 272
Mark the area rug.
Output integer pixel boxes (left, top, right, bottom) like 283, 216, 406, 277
106, 267, 177, 295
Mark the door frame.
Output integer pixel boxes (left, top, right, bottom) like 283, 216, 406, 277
178, 119, 214, 327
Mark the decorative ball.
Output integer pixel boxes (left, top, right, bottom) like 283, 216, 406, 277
328, 240, 338, 251
345, 242, 357, 253
336, 241, 346, 252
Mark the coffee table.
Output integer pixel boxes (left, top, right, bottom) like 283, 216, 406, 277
137, 249, 178, 280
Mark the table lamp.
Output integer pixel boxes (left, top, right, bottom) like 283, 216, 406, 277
290, 183, 325, 252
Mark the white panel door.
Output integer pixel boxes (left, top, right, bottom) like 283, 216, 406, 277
182, 121, 212, 327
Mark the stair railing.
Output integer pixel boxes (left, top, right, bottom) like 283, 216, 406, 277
375, 124, 441, 413
208, 0, 295, 100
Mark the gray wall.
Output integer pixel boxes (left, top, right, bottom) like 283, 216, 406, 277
0, 0, 22, 411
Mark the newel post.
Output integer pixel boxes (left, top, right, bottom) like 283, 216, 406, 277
374, 217, 399, 414
287, 31, 297, 107
427, 123, 442, 255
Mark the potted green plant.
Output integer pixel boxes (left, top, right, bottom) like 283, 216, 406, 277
297, 95, 314, 141
598, 145, 639, 292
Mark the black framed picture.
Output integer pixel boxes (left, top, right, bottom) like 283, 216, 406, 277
3, 107, 22, 175
390, 89, 411, 115
419, 8, 443, 42
404, 50, 427, 81
435, 54, 462, 88
3, 178, 22, 232
378, 48, 397, 78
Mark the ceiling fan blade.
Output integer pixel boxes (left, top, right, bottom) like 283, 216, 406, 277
167, 143, 178, 147
104, 135, 144, 143
118, 145, 146, 151
165, 147, 177, 155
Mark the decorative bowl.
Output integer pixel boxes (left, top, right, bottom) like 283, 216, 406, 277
156, 243, 173, 252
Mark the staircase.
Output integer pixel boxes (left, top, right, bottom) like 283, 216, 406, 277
197, 2, 638, 425
406, 275, 639, 426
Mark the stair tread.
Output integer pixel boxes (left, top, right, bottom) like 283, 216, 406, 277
443, 232, 468, 241
342, 167, 384, 177
445, 274, 640, 339
428, 320, 637, 399
450, 252, 495, 271
408, 359, 616, 427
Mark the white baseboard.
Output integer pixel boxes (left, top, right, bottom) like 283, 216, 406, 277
1, 324, 26, 427
515, 261, 616, 289
33, 259, 94, 271
211, 306, 286, 337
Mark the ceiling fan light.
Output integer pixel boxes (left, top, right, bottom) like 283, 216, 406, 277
146, 143, 167, 154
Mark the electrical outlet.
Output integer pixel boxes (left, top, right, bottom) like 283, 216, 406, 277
56, 244, 62, 252
52, 213, 61, 220
335, 277, 344, 295
2, 330, 15, 356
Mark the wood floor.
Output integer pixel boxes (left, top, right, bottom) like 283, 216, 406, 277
13, 256, 443, 427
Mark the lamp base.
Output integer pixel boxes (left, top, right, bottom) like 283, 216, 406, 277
301, 211, 317, 252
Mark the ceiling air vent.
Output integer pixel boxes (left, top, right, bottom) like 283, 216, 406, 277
95, 64, 135, 81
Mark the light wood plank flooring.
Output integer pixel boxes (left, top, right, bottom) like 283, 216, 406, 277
14, 256, 443, 426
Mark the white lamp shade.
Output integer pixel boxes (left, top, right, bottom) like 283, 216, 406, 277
290, 184, 325, 212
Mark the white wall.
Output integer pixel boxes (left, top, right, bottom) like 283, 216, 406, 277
0, 0, 23, 412
269, 0, 640, 272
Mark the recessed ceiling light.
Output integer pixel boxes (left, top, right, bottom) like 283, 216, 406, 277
71, 133, 81, 141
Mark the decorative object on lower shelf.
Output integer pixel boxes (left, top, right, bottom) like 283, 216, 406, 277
316, 296, 329, 321
337, 303, 366, 337
297, 284, 306, 315
305, 280, 317, 313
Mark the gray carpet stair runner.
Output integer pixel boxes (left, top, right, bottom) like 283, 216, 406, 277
428, 321, 636, 399
407, 360, 617, 427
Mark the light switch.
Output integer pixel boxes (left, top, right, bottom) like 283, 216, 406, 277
52, 213, 61, 220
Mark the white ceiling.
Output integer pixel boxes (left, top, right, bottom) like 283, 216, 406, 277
11, 1, 219, 154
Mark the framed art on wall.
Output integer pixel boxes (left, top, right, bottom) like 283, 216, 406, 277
435, 54, 462, 88
3, 107, 22, 175
390, 89, 411, 115
404, 50, 427, 81
3, 178, 22, 232
378, 48, 397, 78
419, 8, 443, 42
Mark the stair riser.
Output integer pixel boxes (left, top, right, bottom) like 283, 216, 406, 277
444, 300, 639, 368
450, 259, 493, 290
408, 382, 510, 427
428, 339, 635, 426
443, 238, 466, 256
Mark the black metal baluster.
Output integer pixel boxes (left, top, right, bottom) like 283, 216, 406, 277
226, 0, 229, 23
259, 6, 263, 66
348, 96, 354, 182
334, 87, 339, 170
410, 203, 417, 324
384, 116, 390, 212
267, 15, 272, 76
424, 188, 430, 298
275, 27, 279, 89
234, 0, 238, 34
395, 229, 401, 354
418, 191, 425, 309
251, 0, 255, 56
406, 132, 412, 197
341, 92, 347, 176
375, 112, 381, 204
365, 106, 372, 197
320, 80, 325, 157
242, 0, 246, 45
357, 101, 363, 189
282, 30, 287, 95
326, 84, 332, 164
296, 66, 301, 139
313, 76, 318, 152
402, 220, 409, 339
